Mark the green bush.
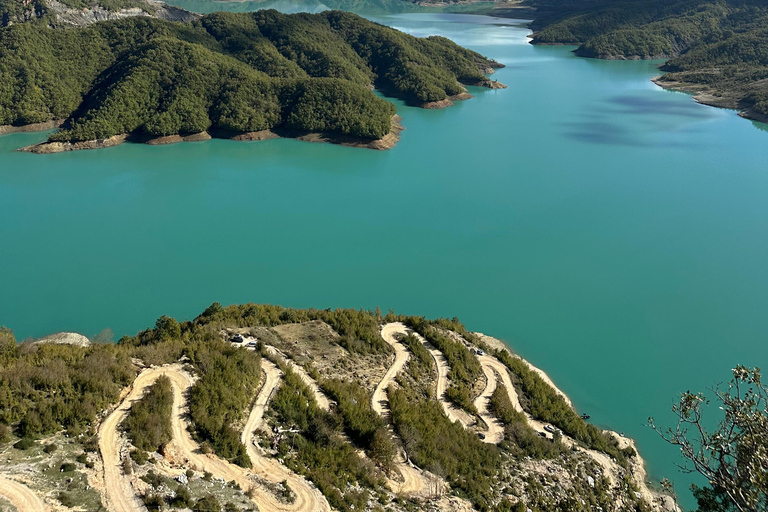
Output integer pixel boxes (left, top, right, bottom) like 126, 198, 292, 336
13, 438, 34, 450
120, 375, 173, 453
59, 462, 77, 472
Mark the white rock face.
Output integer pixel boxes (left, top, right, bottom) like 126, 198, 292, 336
35, 332, 91, 347
46, 0, 199, 28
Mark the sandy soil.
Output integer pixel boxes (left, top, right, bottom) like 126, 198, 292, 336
0, 475, 48, 512
240, 359, 332, 512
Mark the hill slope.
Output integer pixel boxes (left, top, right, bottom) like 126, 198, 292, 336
0, 306, 678, 512
526, 0, 768, 122
0, 9, 504, 151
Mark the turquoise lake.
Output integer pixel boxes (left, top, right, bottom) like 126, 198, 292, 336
2, 11, 767, 508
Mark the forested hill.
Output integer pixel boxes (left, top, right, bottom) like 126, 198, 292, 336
525, 0, 768, 121
0, 9, 503, 150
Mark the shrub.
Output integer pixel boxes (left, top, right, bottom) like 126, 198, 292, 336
59, 462, 77, 472
13, 438, 34, 450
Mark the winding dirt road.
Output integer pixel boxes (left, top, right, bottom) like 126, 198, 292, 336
262, 346, 332, 412
99, 365, 186, 512
376, 323, 428, 495
100, 364, 331, 512
240, 359, 332, 512
473, 363, 504, 444
373, 323, 411, 417
0, 476, 48, 512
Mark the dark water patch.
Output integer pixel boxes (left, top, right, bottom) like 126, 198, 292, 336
607, 95, 715, 119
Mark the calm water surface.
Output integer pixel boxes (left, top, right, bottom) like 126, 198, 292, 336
2, 12, 767, 507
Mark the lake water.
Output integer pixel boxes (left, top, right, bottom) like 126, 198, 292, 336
2, 10, 767, 508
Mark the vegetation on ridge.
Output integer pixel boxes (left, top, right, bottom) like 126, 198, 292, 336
120, 375, 173, 454
0, 10, 501, 145
526, 0, 768, 118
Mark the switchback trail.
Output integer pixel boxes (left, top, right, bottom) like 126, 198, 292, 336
0, 475, 48, 512
376, 323, 428, 494
240, 358, 332, 512
262, 345, 333, 412
100, 364, 330, 512
473, 362, 504, 444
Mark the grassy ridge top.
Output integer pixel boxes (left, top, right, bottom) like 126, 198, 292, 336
526, 0, 768, 119
0, 10, 501, 144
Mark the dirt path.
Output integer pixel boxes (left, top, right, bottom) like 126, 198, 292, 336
373, 323, 411, 417
473, 353, 676, 507
99, 365, 186, 512
420, 336, 474, 428
240, 359, 332, 512
262, 346, 333, 412
376, 323, 428, 495
101, 364, 332, 512
472, 363, 504, 444
0, 476, 48, 512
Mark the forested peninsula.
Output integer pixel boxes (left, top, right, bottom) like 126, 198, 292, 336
522, 0, 768, 122
0, 4, 504, 152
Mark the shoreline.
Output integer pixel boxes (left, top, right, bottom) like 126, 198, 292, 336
652, 77, 768, 125
0, 120, 64, 135
473, 331, 679, 512
18, 115, 405, 154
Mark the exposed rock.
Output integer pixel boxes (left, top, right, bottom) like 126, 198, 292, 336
422, 98, 454, 109
20, 134, 127, 153
0, 120, 63, 135
46, 0, 198, 28
146, 134, 184, 145
36, 332, 91, 347
231, 130, 280, 142
473, 78, 508, 89
183, 131, 212, 142
449, 92, 474, 101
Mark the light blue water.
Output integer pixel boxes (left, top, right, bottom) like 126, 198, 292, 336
2, 13, 767, 508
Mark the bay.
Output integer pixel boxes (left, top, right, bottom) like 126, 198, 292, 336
2, 11, 767, 508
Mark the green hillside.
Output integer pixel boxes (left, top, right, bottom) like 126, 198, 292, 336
0, 10, 502, 144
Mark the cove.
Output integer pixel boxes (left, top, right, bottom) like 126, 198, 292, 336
2, 11, 768, 509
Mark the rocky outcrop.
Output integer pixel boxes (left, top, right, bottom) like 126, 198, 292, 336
422, 98, 454, 109
46, 0, 198, 28
36, 332, 91, 347
20, 134, 127, 153
473, 78, 507, 89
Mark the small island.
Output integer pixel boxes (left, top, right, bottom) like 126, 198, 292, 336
0, 5, 506, 152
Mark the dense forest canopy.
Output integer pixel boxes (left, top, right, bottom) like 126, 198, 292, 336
0, 9, 501, 144
527, 0, 768, 118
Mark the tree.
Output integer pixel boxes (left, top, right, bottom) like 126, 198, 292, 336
154, 315, 181, 341
649, 366, 767, 512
